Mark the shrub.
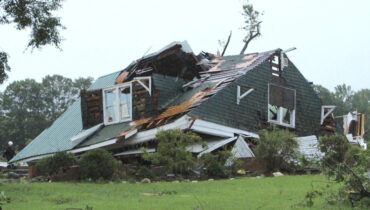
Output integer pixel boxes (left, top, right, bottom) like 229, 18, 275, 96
312, 135, 370, 207
318, 134, 350, 165
35, 156, 53, 176
135, 166, 154, 179
254, 128, 298, 173
35, 152, 76, 176
343, 145, 362, 166
78, 149, 117, 180
142, 129, 202, 175
200, 149, 233, 178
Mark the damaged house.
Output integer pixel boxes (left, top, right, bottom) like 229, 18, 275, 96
10, 41, 329, 165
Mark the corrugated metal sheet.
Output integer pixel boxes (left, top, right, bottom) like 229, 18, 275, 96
295, 135, 323, 160
10, 71, 120, 163
231, 136, 255, 158
88, 71, 121, 90
10, 99, 83, 162
78, 122, 133, 147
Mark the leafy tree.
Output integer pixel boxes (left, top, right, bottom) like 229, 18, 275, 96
1, 79, 48, 148
318, 134, 369, 207
42, 75, 74, 122
0, 75, 93, 149
334, 84, 354, 104
254, 128, 298, 172
0, 0, 65, 84
73, 77, 94, 91
142, 129, 202, 175
240, 0, 263, 54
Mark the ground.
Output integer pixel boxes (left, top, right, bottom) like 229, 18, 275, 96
0, 175, 349, 210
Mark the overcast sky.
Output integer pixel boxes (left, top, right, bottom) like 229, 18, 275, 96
1, 0, 369, 91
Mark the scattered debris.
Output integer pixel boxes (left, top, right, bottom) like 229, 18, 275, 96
273, 172, 284, 177
256, 174, 265, 179
7, 172, 20, 179
141, 178, 151, 183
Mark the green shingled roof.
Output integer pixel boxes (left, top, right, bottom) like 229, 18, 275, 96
10, 71, 121, 163
78, 122, 133, 147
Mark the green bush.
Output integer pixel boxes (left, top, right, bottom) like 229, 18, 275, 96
318, 134, 350, 164
200, 149, 233, 178
314, 134, 370, 207
343, 145, 362, 166
35, 156, 53, 176
135, 166, 154, 179
254, 128, 298, 173
35, 152, 76, 176
79, 149, 117, 180
142, 129, 202, 175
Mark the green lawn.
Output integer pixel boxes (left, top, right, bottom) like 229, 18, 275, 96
0, 175, 349, 210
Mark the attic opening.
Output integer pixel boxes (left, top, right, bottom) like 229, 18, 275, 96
268, 84, 296, 128
269, 53, 281, 77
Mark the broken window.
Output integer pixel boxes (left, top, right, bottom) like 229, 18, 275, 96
103, 83, 132, 125
268, 84, 296, 127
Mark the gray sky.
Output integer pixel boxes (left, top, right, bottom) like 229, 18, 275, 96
1, 0, 369, 91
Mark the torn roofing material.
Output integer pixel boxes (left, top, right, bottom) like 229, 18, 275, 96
112, 50, 276, 136
11, 42, 281, 163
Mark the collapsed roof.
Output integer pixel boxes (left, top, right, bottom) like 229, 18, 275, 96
10, 41, 319, 163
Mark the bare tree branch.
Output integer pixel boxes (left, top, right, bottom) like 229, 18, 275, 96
221, 31, 232, 56
240, 22, 261, 55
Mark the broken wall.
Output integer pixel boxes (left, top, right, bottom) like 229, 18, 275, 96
189, 58, 322, 136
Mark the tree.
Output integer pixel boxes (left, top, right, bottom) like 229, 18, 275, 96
41, 75, 93, 123
313, 84, 352, 116
73, 77, 94, 91
42, 75, 74, 122
0, 75, 93, 149
240, 1, 263, 54
318, 134, 370, 207
1, 79, 48, 148
0, 0, 65, 84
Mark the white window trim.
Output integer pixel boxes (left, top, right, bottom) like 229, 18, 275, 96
268, 107, 296, 128
267, 83, 296, 128
102, 82, 133, 125
320, 105, 336, 125
133, 76, 152, 96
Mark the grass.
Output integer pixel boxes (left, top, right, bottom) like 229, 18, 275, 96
0, 175, 350, 210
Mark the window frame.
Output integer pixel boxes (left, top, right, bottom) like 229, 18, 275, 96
267, 83, 296, 128
102, 82, 133, 125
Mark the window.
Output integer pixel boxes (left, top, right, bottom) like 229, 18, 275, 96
268, 84, 296, 128
103, 83, 132, 125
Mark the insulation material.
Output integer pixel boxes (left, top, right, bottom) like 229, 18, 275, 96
114, 148, 155, 157
295, 136, 323, 160
197, 137, 238, 158
231, 136, 255, 158
343, 112, 365, 137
